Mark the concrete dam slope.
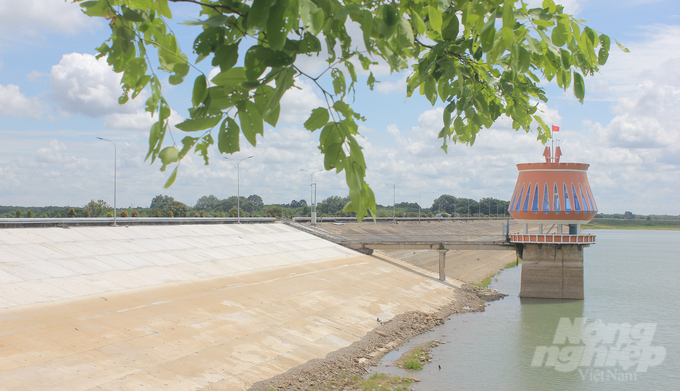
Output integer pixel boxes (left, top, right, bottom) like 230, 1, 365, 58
0, 223, 457, 390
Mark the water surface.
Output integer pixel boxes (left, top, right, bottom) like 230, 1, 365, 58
373, 230, 679, 390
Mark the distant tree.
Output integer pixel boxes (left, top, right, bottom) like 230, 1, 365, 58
194, 194, 220, 211
55, 213, 61, 218
150, 194, 174, 210
67, 208, 77, 218
167, 201, 189, 217
155, 210, 162, 217
318, 196, 350, 215
120, 210, 129, 217
266, 205, 284, 217
86, 199, 112, 217
131, 210, 138, 217
107, 211, 114, 217
15, 210, 21, 218
167, 210, 174, 217
247, 194, 264, 209
26, 210, 34, 218
228, 206, 246, 217
217, 196, 254, 213
624, 211, 634, 220
290, 200, 300, 208
298, 199, 308, 207
83, 210, 91, 217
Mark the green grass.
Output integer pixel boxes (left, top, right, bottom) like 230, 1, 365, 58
584, 219, 680, 230
395, 341, 437, 370
360, 373, 414, 391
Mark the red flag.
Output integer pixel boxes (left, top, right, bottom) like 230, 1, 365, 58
552, 125, 560, 132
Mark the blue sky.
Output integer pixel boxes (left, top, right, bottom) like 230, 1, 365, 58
1, 0, 679, 215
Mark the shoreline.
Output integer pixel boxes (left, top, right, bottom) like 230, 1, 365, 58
249, 285, 507, 391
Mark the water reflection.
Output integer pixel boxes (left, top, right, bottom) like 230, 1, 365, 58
515, 298, 585, 390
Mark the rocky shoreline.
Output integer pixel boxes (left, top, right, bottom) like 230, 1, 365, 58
249, 285, 507, 391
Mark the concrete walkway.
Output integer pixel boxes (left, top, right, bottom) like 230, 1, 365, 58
0, 223, 458, 390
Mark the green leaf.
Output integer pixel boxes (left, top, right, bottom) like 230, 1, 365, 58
305, 107, 330, 131
175, 114, 222, 132
396, 17, 415, 47
615, 39, 630, 53
247, 0, 273, 33
264, 66, 296, 120
218, 117, 240, 154
442, 11, 459, 41
503, 0, 514, 31
157, 0, 172, 18
159, 146, 179, 165
244, 46, 267, 81
428, 4, 443, 35
324, 143, 344, 170
212, 67, 246, 86
332, 68, 346, 97
267, 0, 289, 51
598, 34, 611, 65
560, 48, 571, 69
480, 16, 496, 53
551, 20, 567, 47
237, 100, 264, 146
212, 42, 240, 71
383, 4, 399, 26
573, 70, 585, 103
164, 166, 178, 189
192, 75, 207, 107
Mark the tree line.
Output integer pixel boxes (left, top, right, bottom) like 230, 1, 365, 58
1, 194, 514, 219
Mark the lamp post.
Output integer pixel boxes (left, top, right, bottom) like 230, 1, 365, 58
301, 169, 323, 224
224, 155, 253, 223
96, 137, 117, 226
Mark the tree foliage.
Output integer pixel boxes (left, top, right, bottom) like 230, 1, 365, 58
194, 194, 220, 210
77, 0, 624, 221
168, 200, 190, 216
150, 194, 175, 210
86, 199, 112, 217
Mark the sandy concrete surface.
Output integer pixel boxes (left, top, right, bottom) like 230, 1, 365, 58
0, 223, 459, 390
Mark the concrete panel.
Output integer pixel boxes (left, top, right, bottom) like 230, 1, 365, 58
519, 243, 585, 299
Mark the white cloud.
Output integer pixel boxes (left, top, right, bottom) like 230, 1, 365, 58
376, 76, 407, 95
0, 0, 95, 37
0, 84, 43, 119
27, 70, 47, 81
50, 53, 137, 117
278, 79, 325, 124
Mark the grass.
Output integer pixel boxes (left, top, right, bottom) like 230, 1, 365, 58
360, 373, 415, 391
584, 219, 680, 230
395, 340, 438, 371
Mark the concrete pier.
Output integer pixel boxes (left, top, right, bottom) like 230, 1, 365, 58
519, 243, 586, 299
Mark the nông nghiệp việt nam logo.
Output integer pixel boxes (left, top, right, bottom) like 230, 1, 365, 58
531, 318, 666, 377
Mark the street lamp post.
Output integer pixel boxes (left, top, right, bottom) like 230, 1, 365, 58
96, 137, 117, 226
301, 169, 323, 224
224, 156, 253, 223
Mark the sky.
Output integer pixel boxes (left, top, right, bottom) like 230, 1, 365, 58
0, 0, 679, 215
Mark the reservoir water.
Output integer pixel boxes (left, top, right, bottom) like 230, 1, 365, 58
373, 230, 679, 390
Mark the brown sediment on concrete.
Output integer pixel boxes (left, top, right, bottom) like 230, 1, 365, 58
249, 285, 507, 391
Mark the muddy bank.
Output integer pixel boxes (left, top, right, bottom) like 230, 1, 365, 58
249, 285, 506, 391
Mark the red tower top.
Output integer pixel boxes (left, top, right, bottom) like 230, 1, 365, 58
508, 146, 597, 225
